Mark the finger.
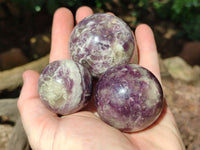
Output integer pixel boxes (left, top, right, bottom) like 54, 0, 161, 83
19, 70, 40, 100
50, 8, 74, 63
107, 12, 115, 15
76, 6, 93, 24
130, 32, 139, 64
135, 24, 161, 82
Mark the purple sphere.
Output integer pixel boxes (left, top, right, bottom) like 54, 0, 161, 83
38, 59, 92, 115
69, 13, 135, 78
95, 64, 163, 132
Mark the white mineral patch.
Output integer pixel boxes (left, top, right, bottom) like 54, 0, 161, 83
138, 69, 161, 108
113, 42, 124, 54
64, 60, 83, 108
40, 79, 67, 109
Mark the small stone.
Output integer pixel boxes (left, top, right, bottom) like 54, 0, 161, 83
163, 56, 199, 82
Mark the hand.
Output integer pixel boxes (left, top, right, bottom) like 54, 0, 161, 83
18, 6, 185, 150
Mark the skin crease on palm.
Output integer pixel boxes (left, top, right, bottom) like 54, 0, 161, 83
17, 6, 186, 150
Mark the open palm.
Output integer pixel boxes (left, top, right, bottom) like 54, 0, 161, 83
18, 6, 185, 150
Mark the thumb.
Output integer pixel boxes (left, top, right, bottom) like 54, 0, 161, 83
17, 70, 58, 149
18, 70, 56, 117
19, 70, 40, 100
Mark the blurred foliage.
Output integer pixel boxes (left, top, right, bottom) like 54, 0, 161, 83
129, 0, 200, 41
9, 0, 111, 14
8, 0, 200, 41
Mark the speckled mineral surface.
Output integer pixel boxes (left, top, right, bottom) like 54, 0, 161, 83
95, 64, 163, 132
38, 59, 92, 115
69, 13, 135, 78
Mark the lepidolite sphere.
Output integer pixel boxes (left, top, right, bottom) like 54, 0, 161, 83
95, 64, 163, 132
69, 13, 135, 78
38, 59, 92, 115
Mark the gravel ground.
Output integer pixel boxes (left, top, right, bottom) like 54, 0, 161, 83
0, 125, 13, 150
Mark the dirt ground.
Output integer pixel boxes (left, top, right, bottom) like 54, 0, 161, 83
0, 1, 199, 150
0, 125, 13, 150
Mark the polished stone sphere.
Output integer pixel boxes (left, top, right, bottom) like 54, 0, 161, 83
38, 59, 92, 115
69, 13, 135, 78
95, 64, 163, 132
